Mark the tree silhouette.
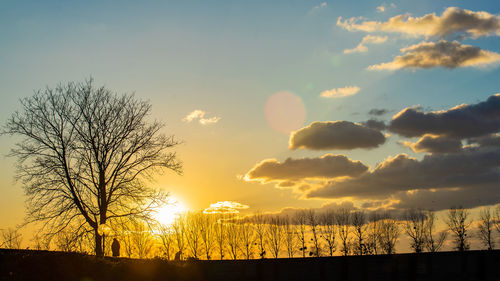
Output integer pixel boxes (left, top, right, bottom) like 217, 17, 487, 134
319, 210, 336, 257
477, 207, 495, 250
403, 209, 427, 253
0, 228, 23, 249
294, 210, 308, 258
3, 79, 182, 256
446, 206, 471, 252
378, 216, 399, 255
336, 209, 351, 256
351, 210, 367, 255
423, 210, 446, 252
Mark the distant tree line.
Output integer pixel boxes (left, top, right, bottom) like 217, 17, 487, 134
2, 206, 500, 259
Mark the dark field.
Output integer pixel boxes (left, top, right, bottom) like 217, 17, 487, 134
1, 249, 499, 281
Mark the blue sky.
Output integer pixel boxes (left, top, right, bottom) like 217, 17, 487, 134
1, 0, 500, 230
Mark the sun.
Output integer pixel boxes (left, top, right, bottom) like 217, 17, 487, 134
154, 197, 187, 226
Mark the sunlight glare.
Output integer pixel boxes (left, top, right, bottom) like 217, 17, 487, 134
154, 197, 187, 226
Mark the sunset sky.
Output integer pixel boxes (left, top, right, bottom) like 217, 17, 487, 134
1, 0, 500, 237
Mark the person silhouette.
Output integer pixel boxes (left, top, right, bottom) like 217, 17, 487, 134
111, 238, 120, 257
174, 250, 182, 261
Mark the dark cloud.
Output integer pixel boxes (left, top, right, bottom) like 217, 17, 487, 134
289, 121, 386, 150
385, 186, 500, 212
362, 119, 387, 131
369, 40, 500, 70
389, 94, 500, 138
403, 134, 463, 153
245, 154, 368, 185
469, 134, 500, 148
241, 201, 358, 221
368, 109, 389, 116
307, 147, 500, 204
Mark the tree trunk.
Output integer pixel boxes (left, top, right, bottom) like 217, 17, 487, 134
95, 229, 104, 257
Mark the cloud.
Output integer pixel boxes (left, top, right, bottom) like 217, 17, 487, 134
183, 110, 221, 125
368, 40, 500, 70
389, 94, 500, 138
344, 35, 388, 54
337, 7, 500, 39
403, 134, 463, 153
245, 154, 368, 185
289, 121, 386, 150
469, 134, 500, 148
314, 2, 327, 9
199, 116, 221, 124
369, 108, 389, 116
241, 201, 358, 221
376, 3, 396, 13
362, 119, 387, 131
183, 110, 205, 122
383, 187, 500, 212
203, 201, 249, 214
320, 86, 361, 98
307, 147, 500, 204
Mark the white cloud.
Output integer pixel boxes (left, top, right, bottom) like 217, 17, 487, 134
376, 5, 386, 13
314, 2, 327, 9
183, 110, 205, 122
183, 109, 221, 125
344, 35, 388, 54
320, 86, 361, 98
203, 201, 249, 214
199, 116, 221, 125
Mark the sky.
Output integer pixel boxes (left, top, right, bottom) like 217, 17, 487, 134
1, 0, 500, 239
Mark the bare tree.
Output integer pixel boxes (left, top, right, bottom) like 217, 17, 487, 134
283, 215, 296, 258
129, 220, 154, 258
200, 214, 216, 260
366, 212, 382, 255
319, 210, 336, 256
423, 210, 446, 252
404, 209, 427, 253
306, 210, 321, 257
172, 215, 186, 260
267, 216, 284, 258
214, 214, 227, 260
253, 212, 267, 258
3, 79, 182, 256
446, 207, 471, 252
226, 221, 240, 260
158, 225, 175, 260
351, 211, 367, 255
336, 209, 351, 256
1, 228, 23, 249
239, 221, 256, 259
495, 206, 500, 234
378, 217, 400, 255
185, 212, 203, 259
121, 229, 135, 258
477, 207, 495, 250
55, 228, 78, 252
32, 233, 51, 250
294, 210, 308, 258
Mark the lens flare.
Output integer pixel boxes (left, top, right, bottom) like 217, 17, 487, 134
264, 91, 306, 134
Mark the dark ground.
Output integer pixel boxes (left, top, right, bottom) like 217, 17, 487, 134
1, 249, 499, 281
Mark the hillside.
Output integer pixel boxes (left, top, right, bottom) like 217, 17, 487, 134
1, 249, 499, 281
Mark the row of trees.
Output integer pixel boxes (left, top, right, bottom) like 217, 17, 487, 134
3, 206, 500, 259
